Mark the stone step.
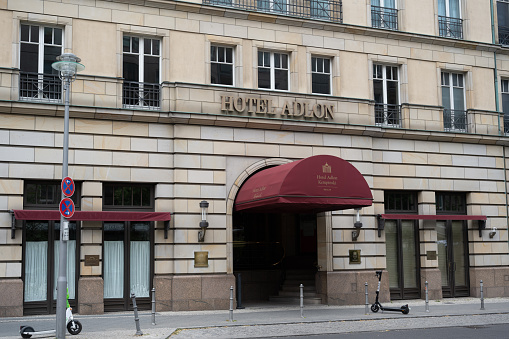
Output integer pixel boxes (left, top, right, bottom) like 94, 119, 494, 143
269, 296, 323, 304
277, 290, 320, 297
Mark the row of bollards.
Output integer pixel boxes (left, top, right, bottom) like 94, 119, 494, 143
130, 288, 157, 336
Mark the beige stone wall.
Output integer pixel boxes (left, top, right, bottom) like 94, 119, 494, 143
402, 0, 436, 36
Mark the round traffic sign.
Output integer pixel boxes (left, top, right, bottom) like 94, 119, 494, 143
59, 198, 75, 218
61, 177, 75, 197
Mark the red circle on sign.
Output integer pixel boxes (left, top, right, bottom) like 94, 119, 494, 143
61, 177, 75, 197
59, 198, 75, 218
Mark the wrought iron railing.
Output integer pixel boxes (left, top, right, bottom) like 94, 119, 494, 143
443, 109, 467, 132
203, 0, 343, 23
375, 103, 401, 127
504, 117, 509, 134
19, 72, 62, 102
499, 26, 509, 46
438, 15, 463, 39
122, 81, 161, 110
371, 6, 398, 30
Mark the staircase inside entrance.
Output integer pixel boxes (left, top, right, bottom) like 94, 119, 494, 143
269, 269, 322, 304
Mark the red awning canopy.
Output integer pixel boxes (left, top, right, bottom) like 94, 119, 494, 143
380, 214, 486, 220
12, 210, 171, 222
235, 155, 373, 213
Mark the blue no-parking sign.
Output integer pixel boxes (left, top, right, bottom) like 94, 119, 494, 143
59, 198, 75, 218
61, 177, 75, 197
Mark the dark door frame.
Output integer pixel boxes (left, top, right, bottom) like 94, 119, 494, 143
440, 220, 470, 298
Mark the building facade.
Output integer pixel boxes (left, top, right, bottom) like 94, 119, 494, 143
1, 0, 509, 316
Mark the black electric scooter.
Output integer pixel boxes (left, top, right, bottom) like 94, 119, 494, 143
371, 270, 410, 314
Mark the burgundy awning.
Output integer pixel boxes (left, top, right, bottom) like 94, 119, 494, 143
235, 155, 373, 213
380, 214, 486, 220
12, 210, 171, 222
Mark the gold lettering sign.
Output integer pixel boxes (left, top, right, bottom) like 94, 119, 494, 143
221, 95, 334, 120
194, 251, 209, 268
84, 255, 100, 266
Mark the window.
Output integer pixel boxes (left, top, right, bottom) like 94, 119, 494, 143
502, 80, 509, 134
498, 1, 509, 45
371, 0, 398, 30
373, 64, 400, 126
311, 56, 331, 95
441, 71, 466, 132
384, 191, 420, 300
19, 24, 63, 102
311, 0, 331, 19
438, 0, 463, 39
257, 0, 287, 13
211, 45, 234, 86
258, 51, 289, 91
436, 192, 466, 214
103, 183, 152, 209
123, 35, 161, 110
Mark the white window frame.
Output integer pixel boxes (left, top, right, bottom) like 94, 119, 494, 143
19, 24, 64, 74
441, 71, 467, 132
258, 50, 290, 91
122, 35, 161, 85
311, 56, 332, 95
211, 45, 235, 86
501, 79, 509, 134
439, 0, 462, 19
373, 63, 400, 126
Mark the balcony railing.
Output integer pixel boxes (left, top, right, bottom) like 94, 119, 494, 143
375, 103, 401, 127
499, 26, 509, 46
443, 109, 467, 132
19, 72, 62, 103
438, 15, 463, 39
122, 81, 161, 110
203, 0, 342, 23
504, 117, 509, 134
371, 6, 398, 30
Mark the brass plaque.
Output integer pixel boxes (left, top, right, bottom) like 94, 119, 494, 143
426, 251, 437, 260
194, 251, 209, 268
349, 249, 361, 264
84, 255, 99, 266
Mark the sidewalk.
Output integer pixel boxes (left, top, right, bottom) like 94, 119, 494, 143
2, 297, 509, 338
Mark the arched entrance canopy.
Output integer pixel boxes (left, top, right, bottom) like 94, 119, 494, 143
235, 155, 373, 213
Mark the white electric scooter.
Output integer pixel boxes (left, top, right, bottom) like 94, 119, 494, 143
20, 307, 82, 338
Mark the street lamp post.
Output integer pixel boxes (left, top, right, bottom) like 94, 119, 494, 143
52, 53, 84, 339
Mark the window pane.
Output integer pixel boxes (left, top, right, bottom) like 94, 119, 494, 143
312, 57, 317, 72
31, 25, 39, 43
323, 59, 330, 73
258, 51, 263, 67
123, 186, 132, 206
21, 24, 30, 42
442, 86, 451, 109
385, 221, 399, 289
26, 184, 37, 204
218, 47, 225, 62
144, 55, 159, 83
123, 54, 139, 81
281, 54, 288, 69
275, 69, 288, 90
114, 187, 123, 205
144, 38, 151, 55
387, 81, 398, 105
132, 186, 141, 206
312, 73, 330, 94
141, 187, 151, 206
20, 43, 39, 73
211, 46, 217, 62
453, 87, 464, 111
498, 2, 509, 27
44, 27, 52, 44
373, 79, 383, 103
132, 37, 139, 53
152, 40, 160, 56
258, 68, 271, 88
401, 221, 417, 288
123, 36, 131, 53
44, 46, 61, 75
226, 47, 233, 63
54, 28, 62, 46
104, 185, 113, 206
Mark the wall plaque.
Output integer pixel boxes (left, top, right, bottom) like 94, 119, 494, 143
349, 249, 361, 264
426, 251, 437, 260
194, 251, 209, 268
84, 255, 99, 266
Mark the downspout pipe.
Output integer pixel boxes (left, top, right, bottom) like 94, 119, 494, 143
490, 0, 509, 236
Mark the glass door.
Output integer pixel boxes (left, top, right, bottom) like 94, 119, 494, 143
437, 220, 469, 297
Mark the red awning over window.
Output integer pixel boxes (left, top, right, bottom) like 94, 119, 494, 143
380, 214, 486, 220
235, 155, 373, 213
12, 210, 171, 222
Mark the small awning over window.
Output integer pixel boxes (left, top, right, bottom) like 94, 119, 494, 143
12, 210, 171, 221
380, 214, 486, 220
235, 155, 373, 213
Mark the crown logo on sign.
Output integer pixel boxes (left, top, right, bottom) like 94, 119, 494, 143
322, 162, 331, 173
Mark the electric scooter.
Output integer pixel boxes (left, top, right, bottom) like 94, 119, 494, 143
371, 270, 410, 314
19, 307, 82, 338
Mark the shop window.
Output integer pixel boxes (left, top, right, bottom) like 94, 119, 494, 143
19, 24, 63, 102
258, 51, 289, 91
311, 56, 331, 95
211, 45, 234, 86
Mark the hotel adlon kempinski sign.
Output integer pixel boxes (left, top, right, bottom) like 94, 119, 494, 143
220, 95, 335, 120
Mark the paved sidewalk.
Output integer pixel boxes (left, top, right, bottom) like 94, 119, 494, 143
1, 297, 508, 338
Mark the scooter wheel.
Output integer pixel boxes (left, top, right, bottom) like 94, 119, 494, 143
371, 304, 379, 313
402, 306, 409, 314
67, 320, 82, 335
20, 326, 34, 338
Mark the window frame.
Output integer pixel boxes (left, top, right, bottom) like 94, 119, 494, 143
103, 183, 154, 211
211, 45, 235, 86
502, 79, 509, 134
441, 71, 467, 132
311, 56, 332, 95
257, 50, 290, 91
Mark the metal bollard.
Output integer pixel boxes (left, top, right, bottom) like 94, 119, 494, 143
236, 273, 244, 309
364, 282, 369, 315
425, 281, 429, 313
480, 280, 485, 310
300, 284, 304, 318
151, 288, 156, 325
131, 293, 143, 336
229, 286, 234, 321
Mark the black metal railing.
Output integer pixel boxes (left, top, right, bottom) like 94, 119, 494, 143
204, 0, 343, 23
375, 103, 401, 127
443, 109, 467, 132
19, 72, 62, 102
504, 116, 509, 134
371, 6, 398, 30
122, 81, 161, 110
438, 15, 463, 39
499, 26, 509, 46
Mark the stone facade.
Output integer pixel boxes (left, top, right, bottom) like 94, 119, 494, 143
0, 0, 509, 316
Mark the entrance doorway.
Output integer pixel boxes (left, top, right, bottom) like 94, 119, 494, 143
437, 220, 469, 297
233, 212, 317, 302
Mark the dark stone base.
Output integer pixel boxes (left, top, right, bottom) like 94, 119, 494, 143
77, 277, 104, 315
154, 275, 172, 311
235, 270, 282, 302
420, 268, 442, 300
470, 267, 509, 297
326, 271, 389, 305
0, 279, 23, 317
